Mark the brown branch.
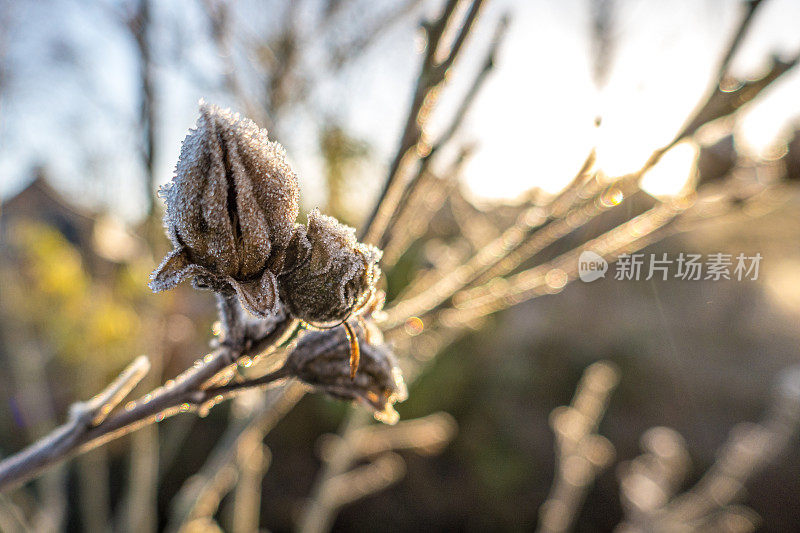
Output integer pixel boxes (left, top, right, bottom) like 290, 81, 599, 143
381, 144, 474, 266
382, 38, 798, 328
381, 14, 510, 264
167, 383, 306, 532
128, 0, 158, 217
673, 0, 797, 143
360, 0, 486, 246
435, 198, 688, 327
714, 0, 765, 86
537, 362, 618, 533
298, 411, 457, 533
0, 314, 298, 493
676, 51, 799, 143
618, 365, 800, 532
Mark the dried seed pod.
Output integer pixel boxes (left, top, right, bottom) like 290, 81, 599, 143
149, 102, 299, 317
149, 101, 383, 353
279, 209, 382, 325
284, 327, 407, 424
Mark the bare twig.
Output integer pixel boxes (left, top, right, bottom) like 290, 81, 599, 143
296, 3, 800, 529
714, 0, 764, 84
676, 51, 799, 143
127, 0, 158, 217
381, 0, 796, 331
231, 439, 271, 533
381, 14, 510, 265
0, 355, 149, 491
536, 361, 619, 533
360, 0, 486, 246
167, 383, 306, 532
89, 356, 152, 426
438, 197, 690, 327
381, 145, 474, 266
618, 365, 800, 532
326, 0, 426, 71
0, 315, 297, 492
317, 411, 458, 461
298, 411, 457, 533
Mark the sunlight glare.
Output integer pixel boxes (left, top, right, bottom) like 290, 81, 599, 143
640, 141, 698, 199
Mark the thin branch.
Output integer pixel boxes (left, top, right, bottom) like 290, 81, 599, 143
0, 315, 297, 492
216, 290, 246, 348
380, 170, 643, 329
318, 411, 458, 460
381, 145, 474, 266
297, 4, 798, 529
231, 439, 270, 533
714, 0, 765, 87
430, 197, 689, 328
297, 410, 383, 533
381, 14, 510, 265
382, 1, 797, 328
673, 0, 795, 143
537, 361, 619, 533
360, 0, 486, 246
167, 383, 306, 532
382, 38, 797, 328
676, 51, 799, 143
619, 365, 800, 532
128, 0, 158, 217
88, 355, 152, 426
0, 355, 150, 492
326, 0, 426, 71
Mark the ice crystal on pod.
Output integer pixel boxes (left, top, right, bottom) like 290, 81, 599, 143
285, 328, 407, 424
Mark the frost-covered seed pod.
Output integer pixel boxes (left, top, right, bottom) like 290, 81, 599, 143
285, 328, 407, 424
149, 102, 383, 335
150, 102, 300, 317
279, 209, 382, 325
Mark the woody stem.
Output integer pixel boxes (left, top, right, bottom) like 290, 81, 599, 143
216, 290, 246, 350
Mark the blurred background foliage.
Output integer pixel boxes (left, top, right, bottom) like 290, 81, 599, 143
2, 0, 800, 532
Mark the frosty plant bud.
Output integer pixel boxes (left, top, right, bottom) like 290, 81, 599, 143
150, 102, 299, 316
285, 328, 407, 424
150, 102, 383, 375
279, 209, 382, 325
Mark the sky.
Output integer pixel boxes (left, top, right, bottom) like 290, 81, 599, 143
1, 0, 800, 222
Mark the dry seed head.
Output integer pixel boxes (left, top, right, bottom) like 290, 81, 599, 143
285, 327, 407, 424
149, 102, 383, 328
149, 102, 299, 316
279, 209, 382, 325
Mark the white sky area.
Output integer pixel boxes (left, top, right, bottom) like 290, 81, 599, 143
1, 0, 800, 222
